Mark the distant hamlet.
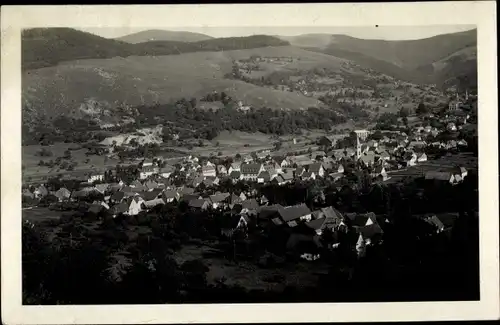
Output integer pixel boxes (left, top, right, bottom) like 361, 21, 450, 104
22, 27, 479, 304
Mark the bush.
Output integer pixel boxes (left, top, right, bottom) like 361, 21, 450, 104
36, 148, 53, 157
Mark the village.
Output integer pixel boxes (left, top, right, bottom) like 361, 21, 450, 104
22, 91, 478, 264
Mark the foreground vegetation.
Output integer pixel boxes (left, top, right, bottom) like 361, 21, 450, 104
23, 169, 479, 304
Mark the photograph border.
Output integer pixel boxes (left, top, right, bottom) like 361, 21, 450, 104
2, 2, 499, 323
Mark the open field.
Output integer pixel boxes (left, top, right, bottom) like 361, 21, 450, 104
22, 143, 119, 181
23, 46, 351, 124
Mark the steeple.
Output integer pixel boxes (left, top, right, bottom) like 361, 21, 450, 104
356, 133, 361, 159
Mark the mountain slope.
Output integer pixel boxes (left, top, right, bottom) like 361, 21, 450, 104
22, 28, 290, 70
23, 46, 347, 127
116, 29, 213, 43
278, 29, 477, 88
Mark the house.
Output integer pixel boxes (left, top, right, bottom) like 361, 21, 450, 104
33, 185, 48, 199
190, 175, 205, 188
221, 214, 250, 238
274, 174, 286, 185
129, 195, 146, 215
188, 199, 210, 210
354, 129, 369, 141
228, 162, 242, 174
264, 164, 280, 179
131, 180, 142, 188
144, 180, 158, 190
159, 165, 175, 179
143, 198, 166, 209
360, 144, 370, 155
142, 159, 154, 167
356, 223, 384, 251
404, 152, 417, 167
457, 139, 468, 147
295, 166, 305, 178
240, 198, 260, 214
54, 187, 71, 202
22, 188, 35, 199
140, 166, 156, 180
371, 165, 387, 179
277, 203, 313, 227
209, 192, 231, 209
417, 153, 427, 162
329, 172, 344, 182
307, 163, 325, 177
238, 191, 247, 201
321, 157, 335, 171
141, 189, 163, 201
408, 141, 426, 150
182, 193, 203, 203
346, 212, 378, 227
257, 171, 271, 183
293, 155, 314, 167
332, 149, 346, 161
359, 152, 376, 167
87, 172, 105, 184
240, 163, 265, 181
110, 202, 128, 218
307, 206, 344, 235
447, 122, 457, 132
110, 191, 126, 204
301, 171, 316, 180
425, 171, 455, 184
273, 156, 289, 168
424, 213, 458, 234
257, 204, 284, 227
202, 165, 217, 178
94, 183, 110, 194
216, 165, 228, 175
163, 190, 180, 203
224, 193, 243, 206
306, 215, 339, 236
378, 151, 391, 161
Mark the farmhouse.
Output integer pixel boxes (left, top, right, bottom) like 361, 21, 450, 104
202, 165, 216, 178
240, 163, 265, 181
54, 187, 71, 202
87, 172, 105, 184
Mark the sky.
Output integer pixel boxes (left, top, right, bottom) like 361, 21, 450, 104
79, 25, 476, 41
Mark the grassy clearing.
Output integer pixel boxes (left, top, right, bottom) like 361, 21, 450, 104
23, 46, 347, 120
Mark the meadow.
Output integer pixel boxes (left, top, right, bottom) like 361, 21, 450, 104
23, 46, 349, 124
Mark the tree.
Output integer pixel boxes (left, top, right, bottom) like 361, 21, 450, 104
399, 107, 410, 118
274, 141, 282, 151
402, 116, 409, 128
416, 102, 428, 116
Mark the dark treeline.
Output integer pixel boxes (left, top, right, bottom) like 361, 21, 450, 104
137, 97, 347, 140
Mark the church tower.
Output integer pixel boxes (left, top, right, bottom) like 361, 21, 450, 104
356, 133, 362, 159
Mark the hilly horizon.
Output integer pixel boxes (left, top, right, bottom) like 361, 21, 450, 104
22, 28, 290, 70
277, 29, 477, 88
22, 27, 476, 135
115, 29, 214, 43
